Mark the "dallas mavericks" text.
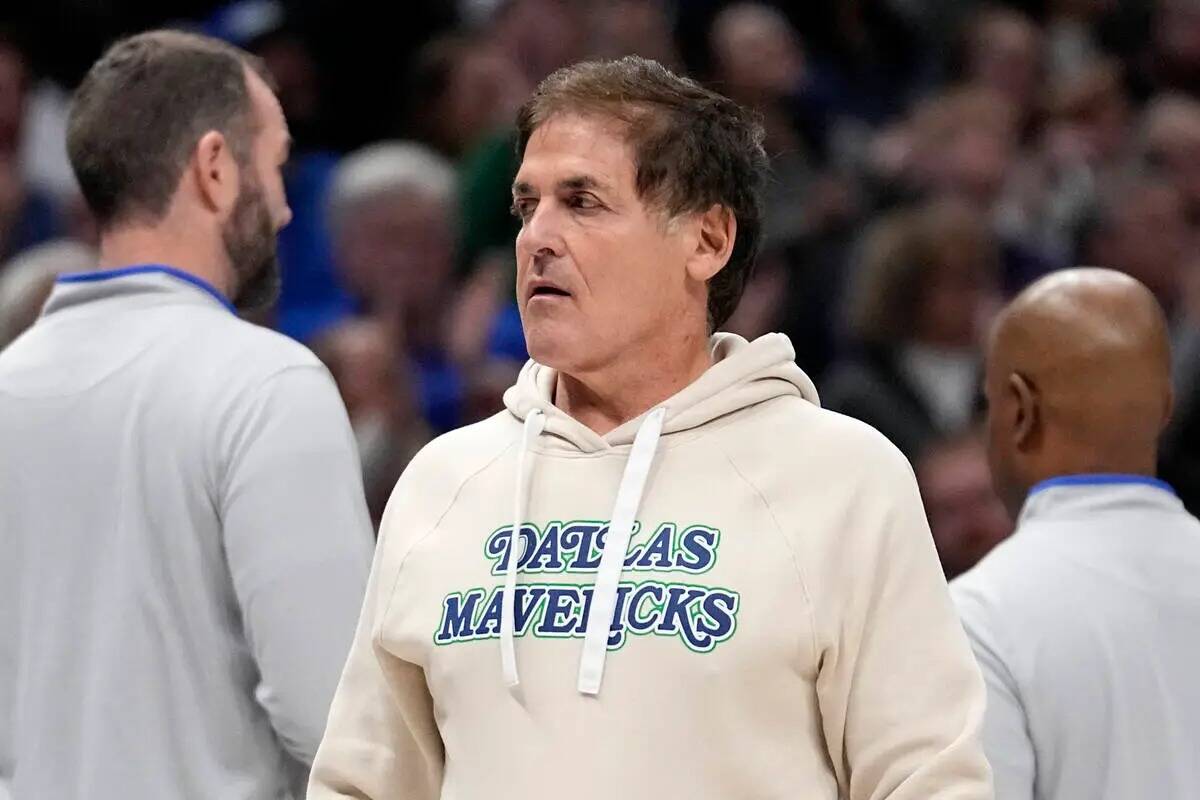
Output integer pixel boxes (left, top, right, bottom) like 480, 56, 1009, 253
434, 521, 741, 653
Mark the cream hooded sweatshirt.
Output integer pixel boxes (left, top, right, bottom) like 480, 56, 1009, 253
309, 333, 992, 800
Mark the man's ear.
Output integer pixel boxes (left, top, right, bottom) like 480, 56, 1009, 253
684, 204, 737, 283
1009, 371, 1040, 450
192, 130, 240, 217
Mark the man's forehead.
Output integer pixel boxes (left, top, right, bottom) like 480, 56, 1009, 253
515, 114, 634, 189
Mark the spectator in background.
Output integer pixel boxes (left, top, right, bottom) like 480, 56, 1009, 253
902, 86, 1020, 212
720, 237, 849, 381
401, 32, 536, 417
877, 84, 1062, 291
709, 3, 823, 245
327, 141, 462, 432
995, 56, 1134, 271
707, 4, 862, 380
917, 428, 1012, 579
1081, 171, 1192, 327
957, 5, 1044, 131
1146, 0, 1200, 96
1043, 57, 1131, 173
952, 7, 1109, 273
0, 31, 62, 264
327, 140, 524, 432
313, 318, 429, 526
824, 199, 999, 462
586, 0, 682, 68
1139, 92, 1200, 223
406, 35, 531, 161
1043, 0, 1114, 75
0, 238, 93, 349
489, 0, 589, 86
407, 34, 530, 356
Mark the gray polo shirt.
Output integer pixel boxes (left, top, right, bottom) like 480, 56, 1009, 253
953, 476, 1200, 800
0, 265, 373, 799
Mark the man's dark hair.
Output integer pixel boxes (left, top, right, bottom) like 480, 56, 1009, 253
516, 56, 769, 331
67, 30, 271, 230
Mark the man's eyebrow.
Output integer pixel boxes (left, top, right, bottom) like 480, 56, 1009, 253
512, 175, 609, 196
559, 175, 606, 192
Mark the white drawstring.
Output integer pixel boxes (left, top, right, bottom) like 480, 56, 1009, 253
577, 406, 666, 695
501, 410, 545, 688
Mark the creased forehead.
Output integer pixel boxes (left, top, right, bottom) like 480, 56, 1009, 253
515, 113, 637, 189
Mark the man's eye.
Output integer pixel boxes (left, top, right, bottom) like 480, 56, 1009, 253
510, 199, 536, 220
569, 194, 599, 210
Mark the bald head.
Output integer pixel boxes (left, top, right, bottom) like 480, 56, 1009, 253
984, 268, 1173, 513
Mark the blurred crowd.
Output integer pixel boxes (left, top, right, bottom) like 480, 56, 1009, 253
2, 0, 1199, 578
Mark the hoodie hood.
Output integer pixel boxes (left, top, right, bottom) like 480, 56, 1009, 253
502, 332, 820, 452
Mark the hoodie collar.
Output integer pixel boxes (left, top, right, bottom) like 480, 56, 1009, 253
502, 332, 820, 452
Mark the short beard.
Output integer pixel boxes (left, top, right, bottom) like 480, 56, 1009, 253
222, 175, 281, 313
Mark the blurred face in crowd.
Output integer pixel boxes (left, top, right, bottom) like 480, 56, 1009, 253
225, 68, 293, 311
918, 435, 1012, 579
932, 128, 1014, 211
512, 112, 711, 375
0, 42, 26, 153
710, 4, 805, 102
495, 0, 587, 83
1143, 97, 1200, 217
255, 34, 320, 137
336, 189, 455, 313
438, 48, 530, 156
316, 318, 403, 423
1090, 182, 1190, 311
589, 0, 680, 68
914, 234, 996, 350
1155, 0, 1200, 75
967, 12, 1041, 114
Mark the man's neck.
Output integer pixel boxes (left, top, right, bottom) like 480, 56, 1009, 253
1026, 446, 1162, 505
555, 329, 713, 437
97, 223, 232, 299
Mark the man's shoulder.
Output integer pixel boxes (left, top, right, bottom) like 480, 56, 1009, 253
400, 412, 519, 489
188, 313, 322, 379
951, 526, 1062, 635
375, 413, 519, 554
727, 394, 912, 480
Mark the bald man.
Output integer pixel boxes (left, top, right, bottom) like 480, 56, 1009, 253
951, 267, 1200, 799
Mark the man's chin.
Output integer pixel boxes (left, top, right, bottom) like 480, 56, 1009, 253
233, 260, 282, 313
524, 326, 590, 372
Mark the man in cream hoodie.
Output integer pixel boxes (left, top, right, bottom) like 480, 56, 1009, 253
310, 57, 992, 800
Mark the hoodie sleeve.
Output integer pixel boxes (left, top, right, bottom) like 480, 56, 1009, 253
219, 365, 375, 765
806, 434, 993, 800
308, 463, 445, 800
